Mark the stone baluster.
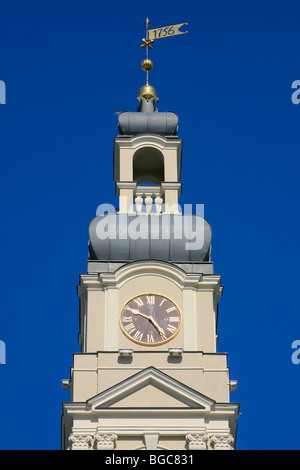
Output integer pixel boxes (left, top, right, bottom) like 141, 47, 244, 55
135, 196, 143, 214
135, 192, 164, 214
154, 196, 163, 214
144, 195, 153, 214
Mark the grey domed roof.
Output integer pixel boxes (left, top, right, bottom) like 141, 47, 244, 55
88, 213, 211, 262
118, 96, 178, 136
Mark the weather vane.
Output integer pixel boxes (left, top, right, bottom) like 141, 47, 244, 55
140, 18, 188, 85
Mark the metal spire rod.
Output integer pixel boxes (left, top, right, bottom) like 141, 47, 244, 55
145, 18, 149, 84
141, 18, 154, 85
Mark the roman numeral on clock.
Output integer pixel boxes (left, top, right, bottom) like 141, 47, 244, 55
123, 316, 133, 323
124, 323, 136, 334
147, 296, 155, 304
132, 330, 143, 341
166, 306, 176, 313
134, 298, 144, 307
169, 316, 179, 323
147, 333, 154, 343
166, 324, 177, 334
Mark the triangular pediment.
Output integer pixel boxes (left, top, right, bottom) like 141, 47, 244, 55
87, 367, 215, 411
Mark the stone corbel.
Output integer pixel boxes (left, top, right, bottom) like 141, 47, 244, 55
94, 433, 118, 450
186, 433, 208, 450
68, 433, 93, 450
210, 434, 234, 450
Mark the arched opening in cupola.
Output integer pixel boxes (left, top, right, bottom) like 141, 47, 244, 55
133, 147, 164, 185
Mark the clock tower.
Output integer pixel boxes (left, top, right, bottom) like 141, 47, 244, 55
61, 48, 240, 451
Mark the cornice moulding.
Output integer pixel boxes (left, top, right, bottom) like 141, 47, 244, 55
114, 134, 182, 151
77, 263, 223, 298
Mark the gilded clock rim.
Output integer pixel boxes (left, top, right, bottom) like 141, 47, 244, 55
119, 293, 182, 346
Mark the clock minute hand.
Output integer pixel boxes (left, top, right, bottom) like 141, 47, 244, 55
148, 316, 167, 340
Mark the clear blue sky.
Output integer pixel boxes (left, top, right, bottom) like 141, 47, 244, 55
0, 0, 300, 450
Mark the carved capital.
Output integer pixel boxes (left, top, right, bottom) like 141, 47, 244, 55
210, 434, 234, 450
186, 433, 208, 450
94, 432, 117, 450
68, 433, 93, 450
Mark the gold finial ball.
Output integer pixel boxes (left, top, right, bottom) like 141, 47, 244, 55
141, 59, 153, 71
138, 84, 158, 101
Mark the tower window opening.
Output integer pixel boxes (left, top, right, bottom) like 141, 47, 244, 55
133, 147, 164, 184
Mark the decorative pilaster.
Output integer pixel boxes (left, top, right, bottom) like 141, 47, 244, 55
68, 434, 93, 450
94, 433, 118, 450
210, 434, 234, 450
186, 433, 208, 450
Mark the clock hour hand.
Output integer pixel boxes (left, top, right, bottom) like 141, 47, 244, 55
126, 306, 149, 320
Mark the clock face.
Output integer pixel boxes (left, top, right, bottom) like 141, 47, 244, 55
120, 294, 182, 345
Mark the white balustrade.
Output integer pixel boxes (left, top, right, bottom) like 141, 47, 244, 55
134, 189, 163, 215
